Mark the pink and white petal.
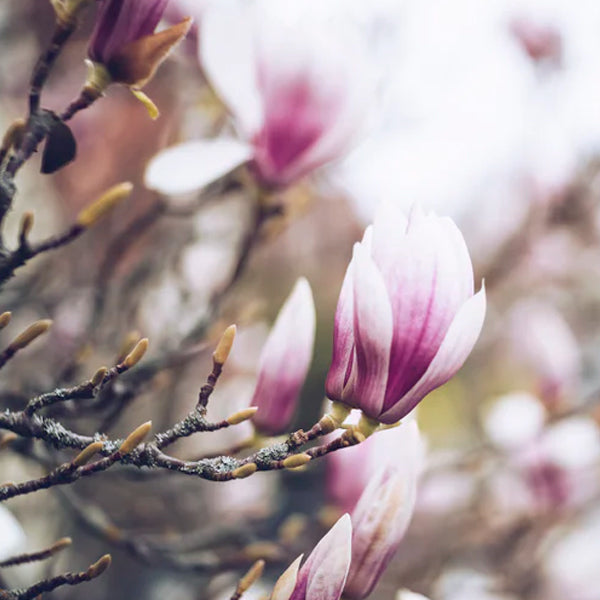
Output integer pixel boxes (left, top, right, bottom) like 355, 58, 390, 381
351, 245, 393, 419
379, 285, 486, 425
200, 2, 263, 137
346, 455, 420, 600
382, 210, 475, 409
251, 278, 316, 435
325, 252, 356, 401
144, 139, 252, 195
272, 555, 303, 600
299, 514, 352, 600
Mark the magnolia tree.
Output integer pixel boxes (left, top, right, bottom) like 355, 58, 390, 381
0, 2, 599, 600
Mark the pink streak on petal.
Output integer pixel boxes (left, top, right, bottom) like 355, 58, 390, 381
290, 514, 352, 600
379, 285, 486, 424
381, 212, 474, 411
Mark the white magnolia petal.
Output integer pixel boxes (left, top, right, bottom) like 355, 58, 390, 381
351, 244, 393, 419
380, 285, 486, 424
145, 139, 252, 195
200, 1, 263, 136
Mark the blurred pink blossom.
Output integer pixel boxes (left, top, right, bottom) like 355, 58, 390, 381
507, 299, 581, 406
326, 204, 486, 424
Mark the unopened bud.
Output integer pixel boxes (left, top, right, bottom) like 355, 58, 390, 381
231, 463, 257, 479
73, 441, 104, 466
8, 319, 52, 351
226, 407, 257, 426
243, 541, 283, 561
123, 338, 149, 368
213, 324, 236, 366
318, 415, 338, 435
0, 312, 11, 330
87, 554, 111, 578
119, 421, 152, 455
49, 537, 72, 554
282, 453, 311, 470
117, 330, 141, 362
76, 182, 133, 228
237, 560, 265, 595
1, 118, 26, 153
91, 367, 108, 387
278, 514, 308, 545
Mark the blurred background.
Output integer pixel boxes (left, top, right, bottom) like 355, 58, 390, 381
1, 1, 600, 599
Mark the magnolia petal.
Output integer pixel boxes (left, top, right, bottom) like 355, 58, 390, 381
251, 278, 316, 436
325, 248, 356, 402
382, 209, 475, 410
380, 285, 486, 424
144, 139, 252, 195
351, 244, 393, 419
272, 555, 303, 600
200, 2, 263, 137
291, 514, 352, 600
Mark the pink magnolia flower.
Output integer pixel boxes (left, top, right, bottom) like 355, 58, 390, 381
506, 299, 580, 407
271, 514, 352, 600
326, 204, 486, 425
250, 278, 316, 436
344, 421, 424, 600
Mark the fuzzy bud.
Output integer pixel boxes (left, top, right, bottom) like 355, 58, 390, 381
0, 312, 12, 330
87, 554, 112, 578
226, 407, 258, 426
213, 324, 236, 366
231, 463, 257, 479
8, 319, 52, 351
73, 441, 105, 467
119, 421, 152, 455
76, 182, 133, 228
123, 338, 149, 368
283, 453, 312, 470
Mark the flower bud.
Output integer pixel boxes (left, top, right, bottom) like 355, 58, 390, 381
251, 278, 316, 436
326, 204, 486, 425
